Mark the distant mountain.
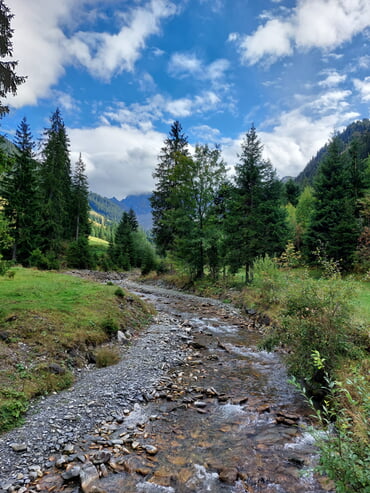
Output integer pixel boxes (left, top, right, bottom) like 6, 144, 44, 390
296, 119, 370, 184
88, 192, 152, 230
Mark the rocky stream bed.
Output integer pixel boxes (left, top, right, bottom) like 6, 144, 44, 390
0, 275, 335, 493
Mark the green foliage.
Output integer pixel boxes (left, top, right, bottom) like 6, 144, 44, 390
151, 120, 190, 255
101, 316, 119, 337
28, 248, 60, 270
0, 389, 28, 431
66, 237, 94, 269
274, 273, 356, 386
250, 255, 285, 304
225, 125, 288, 278
304, 137, 360, 269
292, 354, 370, 493
114, 287, 125, 298
278, 241, 303, 268
0, 0, 26, 118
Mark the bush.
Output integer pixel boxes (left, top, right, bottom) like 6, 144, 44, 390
272, 272, 356, 387
66, 237, 94, 269
114, 287, 125, 298
29, 249, 60, 270
0, 390, 28, 432
250, 255, 285, 305
101, 316, 119, 337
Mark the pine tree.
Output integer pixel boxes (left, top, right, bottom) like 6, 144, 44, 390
0, 0, 26, 117
226, 125, 288, 279
305, 137, 360, 269
1, 117, 40, 263
71, 153, 90, 240
39, 108, 72, 254
150, 121, 189, 255
110, 211, 137, 270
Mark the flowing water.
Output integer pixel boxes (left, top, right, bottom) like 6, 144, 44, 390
36, 281, 334, 493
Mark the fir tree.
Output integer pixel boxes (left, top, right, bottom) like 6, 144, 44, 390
39, 108, 72, 254
150, 121, 189, 255
1, 117, 40, 263
305, 137, 360, 269
0, 0, 26, 117
71, 153, 90, 240
226, 125, 288, 279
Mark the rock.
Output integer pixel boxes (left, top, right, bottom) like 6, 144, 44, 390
10, 443, 27, 452
91, 450, 111, 465
48, 363, 66, 375
219, 467, 239, 484
62, 465, 81, 481
79, 462, 100, 493
144, 444, 158, 455
194, 401, 207, 408
117, 331, 129, 344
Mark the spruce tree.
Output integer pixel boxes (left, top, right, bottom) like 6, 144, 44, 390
71, 153, 90, 240
39, 108, 72, 254
226, 125, 288, 279
305, 137, 360, 269
110, 210, 137, 270
150, 121, 189, 255
0, 0, 26, 117
1, 117, 40, 263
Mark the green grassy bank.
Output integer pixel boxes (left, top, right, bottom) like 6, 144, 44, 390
0, 267, 153, 432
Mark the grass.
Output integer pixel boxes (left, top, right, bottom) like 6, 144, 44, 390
0, 267, 154, 432
89, 235, 109, 258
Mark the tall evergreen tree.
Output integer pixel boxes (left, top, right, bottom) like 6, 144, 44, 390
1, 117, 40, 263
150, 121, 189, 255
0, 0, 26, 117
39, 108, 72, 253
226, 125, 288, 278
304, 137, 360, 269
71, 153, 90, 240
110, 210, 137, 270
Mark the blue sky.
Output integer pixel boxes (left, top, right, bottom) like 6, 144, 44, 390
2, 0, 370, 199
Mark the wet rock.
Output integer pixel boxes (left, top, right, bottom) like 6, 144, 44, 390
144, 444, 158, 455
219, 467, 239, 484
275, 412, 299, 426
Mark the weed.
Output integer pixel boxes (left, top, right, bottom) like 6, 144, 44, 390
101, 316, 119, 337
114, 287, 125, 298
94, 346, 120, 368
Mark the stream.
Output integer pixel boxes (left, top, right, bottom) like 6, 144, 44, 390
7, 279, 335, 493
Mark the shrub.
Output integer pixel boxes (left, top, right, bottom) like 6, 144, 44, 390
272, 272, 356, 388
114, 287, 125, 298
0, 389, 28, 432
94, 346, 120, 368
101, 316, 119, 337
250, 255, 285, 305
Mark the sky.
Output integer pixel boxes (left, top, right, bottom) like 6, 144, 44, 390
2, 0, 370, 199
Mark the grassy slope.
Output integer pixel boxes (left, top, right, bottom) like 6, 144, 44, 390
0, 267, 154, 432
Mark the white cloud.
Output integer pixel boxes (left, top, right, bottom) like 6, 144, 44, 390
353, 76, 370, 101
68, 0, 176, 79
69, 124, 165, 199
7, 0, 176, 107
169, 52, 230, 82
232, 0, 370, 65
318, 70, 347, 88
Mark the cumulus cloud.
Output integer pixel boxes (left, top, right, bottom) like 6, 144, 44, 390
353, 76, 370, 101
231, 0, 370, 64
68, 0, 176, 79
8, 0, 176, 107
69, 124, 165, 199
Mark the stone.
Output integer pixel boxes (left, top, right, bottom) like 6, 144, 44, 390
117, 331, 129, 344
79, 462, 100, 493
144, 444, 158, 455
219, 467, 239, 484
91, 450, 111, 464
62, 465, 81, 481
10, 442, 27, 452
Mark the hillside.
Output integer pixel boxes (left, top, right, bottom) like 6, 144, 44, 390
296, 118, 370, 184
89, 192, 152, 230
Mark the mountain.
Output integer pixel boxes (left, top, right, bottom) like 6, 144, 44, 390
88, 192, 152, 230
296, 118, 370, 184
